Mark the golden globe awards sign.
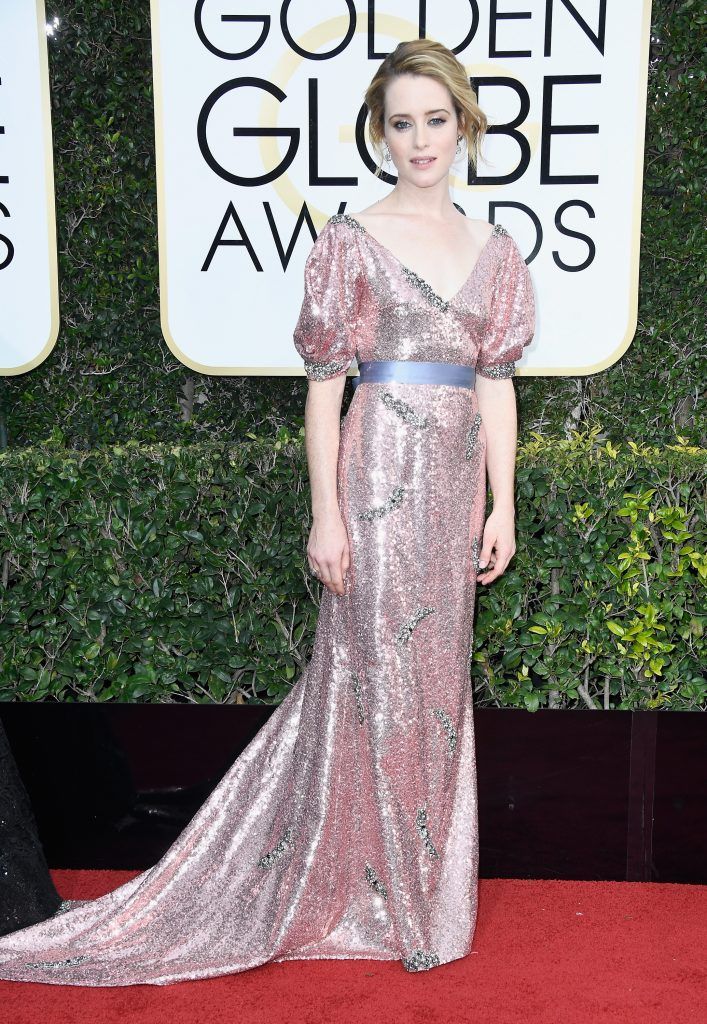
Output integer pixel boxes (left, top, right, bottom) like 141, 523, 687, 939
0, 0, 59, 375
150, 1, 652, 377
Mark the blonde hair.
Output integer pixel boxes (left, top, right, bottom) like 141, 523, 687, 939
364, 39, 487, 179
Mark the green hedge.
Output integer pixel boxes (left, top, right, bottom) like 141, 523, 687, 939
0, 0, 704, 448
1, 430, 704, 708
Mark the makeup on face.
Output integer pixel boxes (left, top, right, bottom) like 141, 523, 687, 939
385, 101, 457, 171
383, 76, 460, 175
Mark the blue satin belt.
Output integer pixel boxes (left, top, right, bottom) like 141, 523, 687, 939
351, 359, 476, 392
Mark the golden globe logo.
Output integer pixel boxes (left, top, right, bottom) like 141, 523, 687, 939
155, 2, 650, 377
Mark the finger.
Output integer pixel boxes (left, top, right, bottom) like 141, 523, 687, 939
338, 556, 350, 595
478, 564, 503, 584
478, 538, 497, 570
327, 562, 345, 595
487, 547, 512, 569
478, 552, 513, 584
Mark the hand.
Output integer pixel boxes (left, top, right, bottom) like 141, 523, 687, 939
477, 507, 516, 585
307, 512, 351, 596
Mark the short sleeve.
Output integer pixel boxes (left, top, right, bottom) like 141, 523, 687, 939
293, 219, 360, 381
476, 232, 535, 379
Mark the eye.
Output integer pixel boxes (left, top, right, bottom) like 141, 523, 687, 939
392, 117, 447, 131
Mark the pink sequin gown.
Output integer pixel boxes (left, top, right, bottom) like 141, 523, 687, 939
0, 212, 535, 986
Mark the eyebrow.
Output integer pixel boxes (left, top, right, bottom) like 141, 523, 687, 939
388, 108, 451, 120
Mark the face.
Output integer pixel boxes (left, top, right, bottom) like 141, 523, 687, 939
382, 73, 462, 183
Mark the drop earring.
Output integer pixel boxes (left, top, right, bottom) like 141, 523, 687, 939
383, 143, 391, 163
456, 135, 463, 154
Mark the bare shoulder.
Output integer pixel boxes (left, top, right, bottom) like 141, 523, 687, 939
460, 215, 496, 248
350, 205, 389, 225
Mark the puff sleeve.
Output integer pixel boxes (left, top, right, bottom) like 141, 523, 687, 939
476, 232, 535, 379
293, 219, 361, 381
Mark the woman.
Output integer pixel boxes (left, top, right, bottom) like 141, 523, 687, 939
0, 721, 66, 937
0, 39, 534, 986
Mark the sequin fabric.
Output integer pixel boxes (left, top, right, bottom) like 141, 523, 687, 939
357, 484, 407, 521
415, 808, 440, 859
379, 390, 430, 428
351, 669, 366, 725
432, 708, 458, 756
394, 605, 436, 646
257, 826, 295, 870
403, 949, 442, 972
364, 864, 389, 901
0, 212, 534, 986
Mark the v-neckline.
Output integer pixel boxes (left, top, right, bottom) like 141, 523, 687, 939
335, 212, 501, 310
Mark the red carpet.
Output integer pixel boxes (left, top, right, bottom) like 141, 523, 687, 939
2, 871, 704, 1024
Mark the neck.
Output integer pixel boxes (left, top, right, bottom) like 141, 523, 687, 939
381, 177, 458, 221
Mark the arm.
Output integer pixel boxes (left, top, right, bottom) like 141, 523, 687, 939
474, 231, 536, 585
475, 377, 517, 585
292, 219, 360, 596
303, 375, 350, 596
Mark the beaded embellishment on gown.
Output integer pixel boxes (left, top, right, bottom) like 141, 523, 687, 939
0, 213, 535, 986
